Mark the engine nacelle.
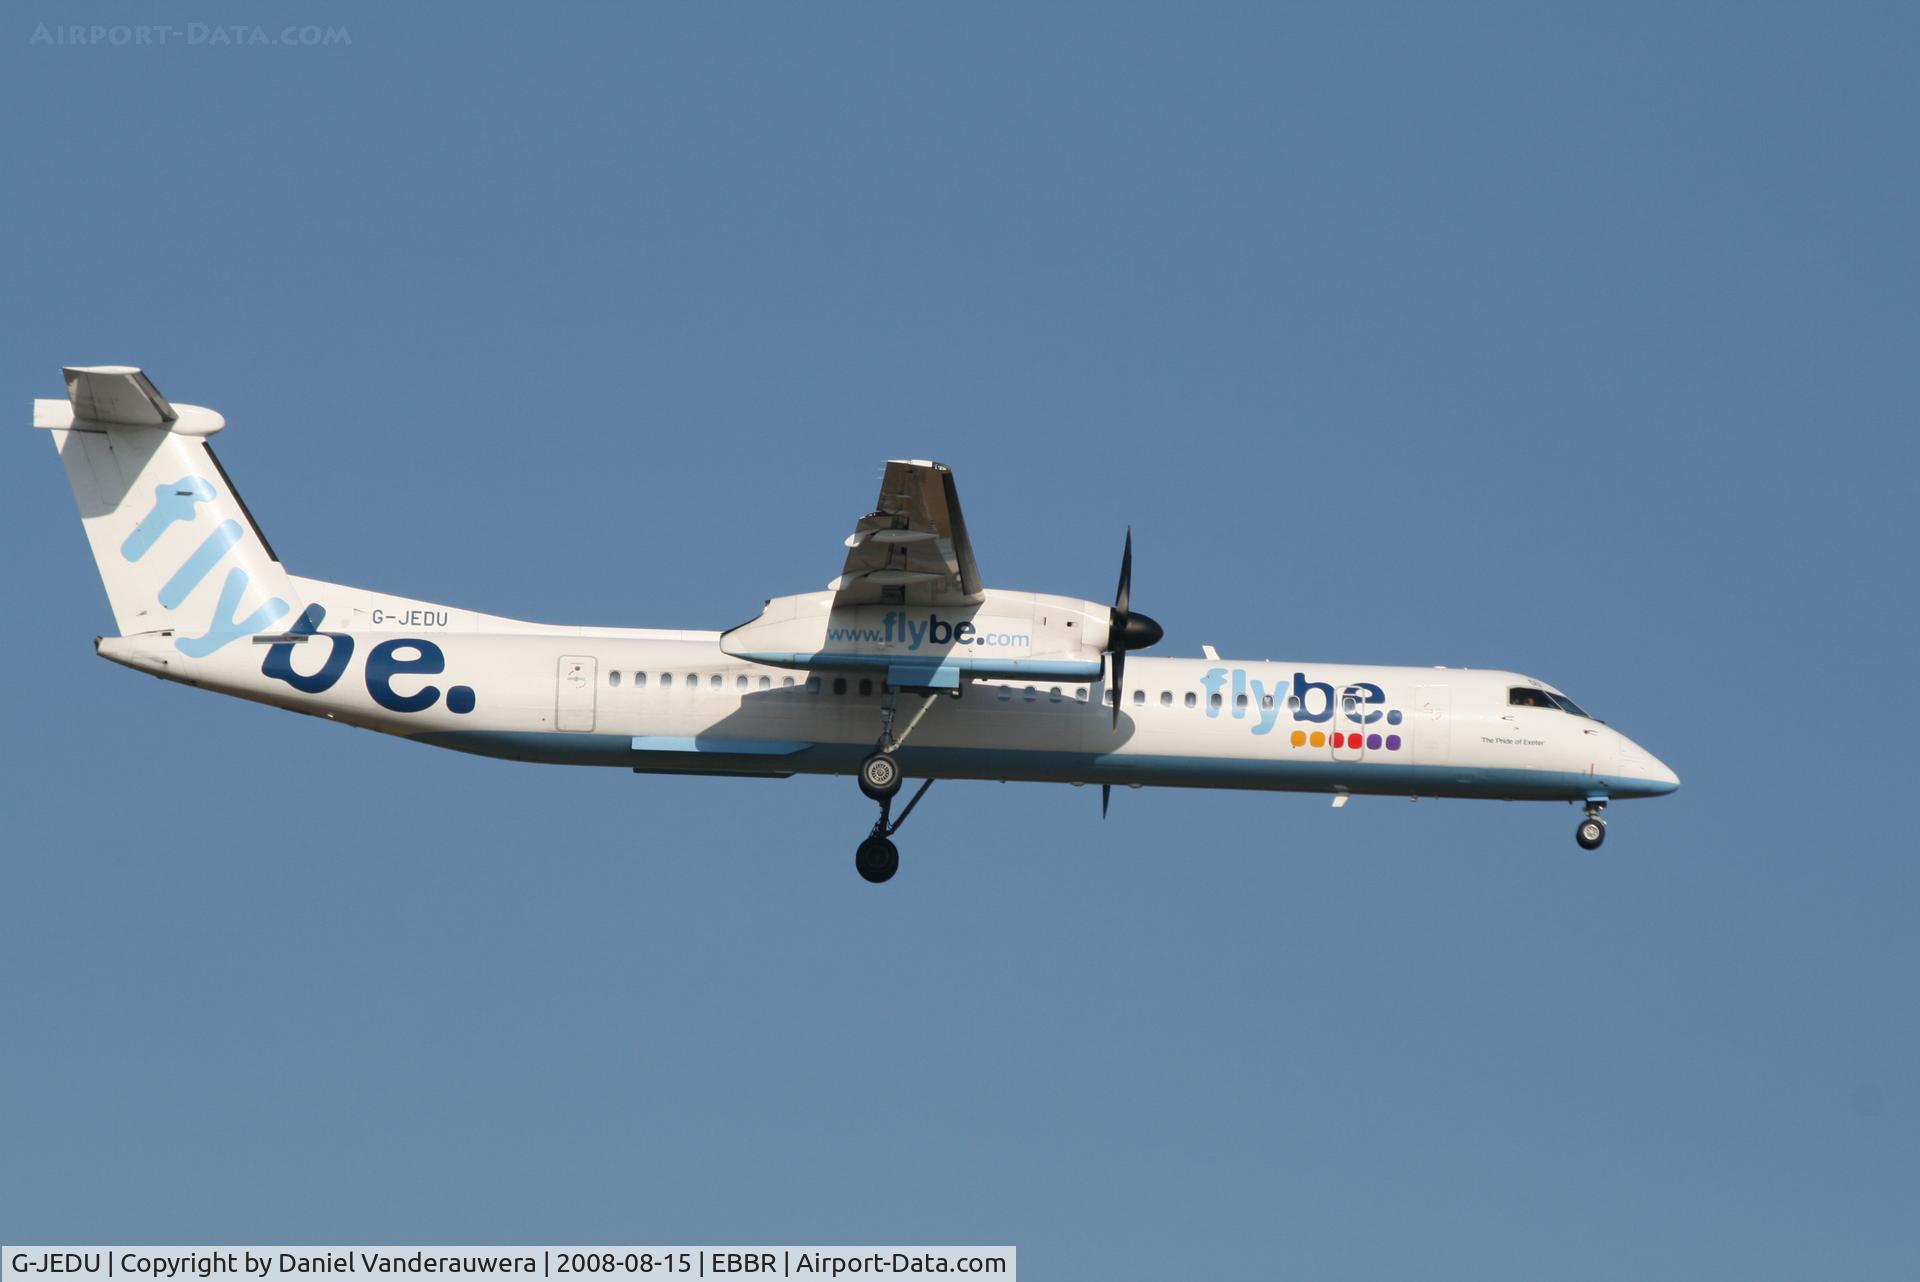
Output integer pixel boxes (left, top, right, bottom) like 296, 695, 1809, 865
719, 588, 1110, 687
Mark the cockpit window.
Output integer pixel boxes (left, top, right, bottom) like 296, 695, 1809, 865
1546, 693, 1590, 718
1510, 686, 1594, 718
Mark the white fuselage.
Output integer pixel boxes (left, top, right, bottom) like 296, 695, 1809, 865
97, 577, 1681, 804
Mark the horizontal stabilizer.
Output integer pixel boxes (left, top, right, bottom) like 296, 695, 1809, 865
65, 365, 175, 427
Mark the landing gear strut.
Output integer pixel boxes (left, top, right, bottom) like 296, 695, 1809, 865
1575, 800, 1607, 851
856, 776, 936, 883
852, 685, 943, 882
874, 686, 940, 755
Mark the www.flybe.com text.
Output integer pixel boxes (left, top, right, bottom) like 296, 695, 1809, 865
826, 612, 1029, 650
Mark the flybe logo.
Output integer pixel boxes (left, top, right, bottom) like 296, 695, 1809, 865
262, 604, 476, 714
121, 474, 289, 656
826, 611, 1031, 650
122, 475, 474, 713
1202, 667, 1405, 748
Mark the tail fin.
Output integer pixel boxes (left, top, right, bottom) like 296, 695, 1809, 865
41, 366, 295, 656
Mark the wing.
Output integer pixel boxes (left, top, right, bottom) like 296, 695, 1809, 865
830, 459, 984, 606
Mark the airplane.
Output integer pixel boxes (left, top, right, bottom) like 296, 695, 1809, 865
40, 365, 1680, 883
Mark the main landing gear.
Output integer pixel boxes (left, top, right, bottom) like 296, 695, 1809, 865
856, 833, 900, 883
851, 686, 945, 883
858, 750, 902, 801
1575, 800, 1607, 851
856, 776, 936, 883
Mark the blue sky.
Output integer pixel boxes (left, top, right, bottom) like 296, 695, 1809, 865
2, 3, 1915, 1276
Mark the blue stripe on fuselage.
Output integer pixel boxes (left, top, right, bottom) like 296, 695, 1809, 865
408, 730, 1677, 801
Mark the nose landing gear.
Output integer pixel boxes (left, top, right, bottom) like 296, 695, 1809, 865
1575, 799, 1607, 850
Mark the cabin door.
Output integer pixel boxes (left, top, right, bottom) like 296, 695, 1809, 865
557, 655, 597, 732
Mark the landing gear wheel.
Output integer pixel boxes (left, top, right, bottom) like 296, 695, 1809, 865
858, 752, 903, 801
855, 836, 900, 884
1576, 817, 1607, 850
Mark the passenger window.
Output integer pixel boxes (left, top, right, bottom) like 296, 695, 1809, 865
634, 672, 648, 688
1075, 687, 1088, 702
998, 685, 1012, 702
660, 673, 673, 689
710, 674, 722, 690
1234, 694, 1248, 710
1209, 693, 1223, 709
1102, 689, 1115, 706
782, 676, 795, 688
735, 675, 747, 690
1261, 693, 1273, 708
1160, 691, 1172, 706
1132, 689, 1146, 706
685, 674, 697, 689
859, 679, 873, 697
1023, 686, 1037, 702
758, 675, 771, 690
1185, 692, 1197, 708
1049, 687, 1062, 702
833, 677, 848, 696
1509, 687, 1556, 709
1286, 695, 1299, 710
806, 676, 821, 694
609, 670, 622, 688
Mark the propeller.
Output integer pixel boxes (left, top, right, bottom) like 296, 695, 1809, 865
1106, 526, 1164, 731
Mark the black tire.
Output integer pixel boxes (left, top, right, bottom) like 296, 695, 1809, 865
855, 836, 900, 884
858, 751, 903, 800
1576, 817, 1607, 850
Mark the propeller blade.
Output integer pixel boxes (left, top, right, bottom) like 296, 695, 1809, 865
1101, 783, 1111, 819
1106, 525, 1159, 732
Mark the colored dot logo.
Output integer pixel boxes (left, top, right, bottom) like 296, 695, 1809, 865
1290, 729, 1402, 751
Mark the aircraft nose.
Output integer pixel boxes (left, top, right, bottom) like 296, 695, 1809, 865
1617, 733, 1680, 796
